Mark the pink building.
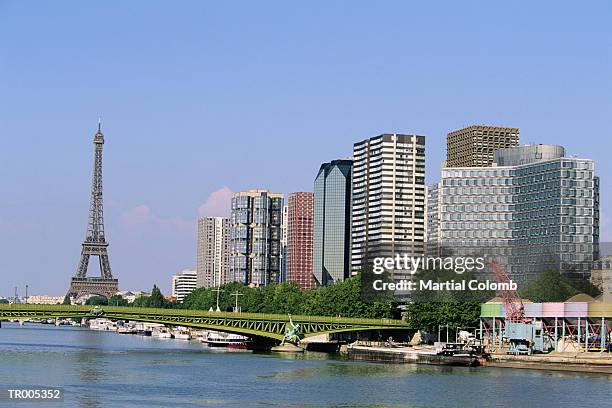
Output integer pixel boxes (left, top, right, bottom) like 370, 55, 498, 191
286, 192, 315, 289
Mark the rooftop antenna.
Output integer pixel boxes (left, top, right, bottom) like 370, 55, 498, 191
97, 116, 102, 132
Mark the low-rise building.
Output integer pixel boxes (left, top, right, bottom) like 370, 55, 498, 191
25, 295, 65, 305
171, 269, 198, 302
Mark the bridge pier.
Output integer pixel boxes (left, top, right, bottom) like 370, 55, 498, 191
19, 319, 25, 326
271, 343, 304, 352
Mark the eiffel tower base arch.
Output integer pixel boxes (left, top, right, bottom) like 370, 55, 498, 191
68, 277, 119, 300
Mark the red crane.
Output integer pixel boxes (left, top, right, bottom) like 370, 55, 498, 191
489, 261, 529, 323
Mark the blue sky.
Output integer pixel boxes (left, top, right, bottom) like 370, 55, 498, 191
1, 1, 610, 296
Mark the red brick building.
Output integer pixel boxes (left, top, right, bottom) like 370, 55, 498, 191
286, 192, 315, 289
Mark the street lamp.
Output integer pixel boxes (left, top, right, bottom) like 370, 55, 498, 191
211, 287, 224, 312
25, 284, 28, 304
231, 291, 243, 313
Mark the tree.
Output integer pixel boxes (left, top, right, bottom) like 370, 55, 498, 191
62, 295, 71, 305
131, 295, 150, 308
183, 287, 216, 310
149, 285, 166, 308
302, 274, 396, 319
108, 295, 128, 307
167, 274, 397, 318
260, 283, 305, 315
0, 298, 9, 304
400, 268, 492, 332
403, 301, 481, 332
163, 300, 184, 309
519, 269, 601, 303
85, 296, 108, 306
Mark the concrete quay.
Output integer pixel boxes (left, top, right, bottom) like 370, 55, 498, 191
486, 352, 612, 374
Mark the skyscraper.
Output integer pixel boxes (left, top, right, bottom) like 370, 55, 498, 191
229, 189, 283, 286
447, 125, 519, 167
351, 134, 426, 273
197, 217, 231, 288
313, 159, 353, 286
432, 144, 599, 281
286, 192, 315, 289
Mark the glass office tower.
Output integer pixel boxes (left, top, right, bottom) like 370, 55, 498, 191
313, 159, 353, 286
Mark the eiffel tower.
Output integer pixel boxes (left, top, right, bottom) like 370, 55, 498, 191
68, 121, 119, 300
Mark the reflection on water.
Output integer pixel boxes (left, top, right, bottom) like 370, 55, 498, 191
0, 323, 610, 408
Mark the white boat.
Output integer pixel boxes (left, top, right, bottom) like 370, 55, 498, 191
152, 327, 173, 338
206, 331, 250, 348
116, 325, 137, 334
134, 322, 157, 336
89, 319, 116, 331
172, 327, 192, 340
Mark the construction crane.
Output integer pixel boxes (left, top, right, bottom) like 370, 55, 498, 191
488, 261, 547, 355
489, 261, 529, 323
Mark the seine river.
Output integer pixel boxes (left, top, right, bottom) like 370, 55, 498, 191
0, 323, 610, 407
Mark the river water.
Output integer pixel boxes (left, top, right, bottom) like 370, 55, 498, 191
0, 322, 610, 407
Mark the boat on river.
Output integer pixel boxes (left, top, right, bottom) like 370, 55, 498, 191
205, 331, 251, 349
89, 319, 117, 331
348, 342, 485, 367
152, 327, 173, 338
172, 327, 192, 340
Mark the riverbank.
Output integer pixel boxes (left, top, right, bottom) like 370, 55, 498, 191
486, 352, 612, 374
345, 344, 612, 373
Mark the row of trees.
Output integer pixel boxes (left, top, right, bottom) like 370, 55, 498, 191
518, 269, 600, 303
76, 275, 398, 320
182, 274, 398, 319
400, 269, 492, 331
84, 285, 179, 308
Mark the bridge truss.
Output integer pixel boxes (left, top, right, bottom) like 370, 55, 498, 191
0, 305, 410, 341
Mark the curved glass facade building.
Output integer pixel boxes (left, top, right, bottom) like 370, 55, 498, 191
432, 145, 599, 281
494, 144, 565, 166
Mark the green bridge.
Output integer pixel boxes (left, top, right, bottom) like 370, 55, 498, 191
0, 304, 410, 342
